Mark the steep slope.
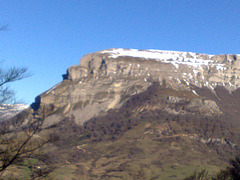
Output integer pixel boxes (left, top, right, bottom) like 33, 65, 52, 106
45, 82, 240, 179
32, 48, 240, 127
4, 48, 240, 179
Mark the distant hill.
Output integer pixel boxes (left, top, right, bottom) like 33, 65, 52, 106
0, 104, 29, 121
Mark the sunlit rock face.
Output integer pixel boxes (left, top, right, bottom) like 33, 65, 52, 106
33, 48, 240, 125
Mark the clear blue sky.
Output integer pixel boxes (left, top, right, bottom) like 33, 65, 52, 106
0, 0, 240, 104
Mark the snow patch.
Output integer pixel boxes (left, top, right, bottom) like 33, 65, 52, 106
0, 104, 29, 121
183, 79, 189, 86
101, 48, 225, 71
192, 90, 198, 96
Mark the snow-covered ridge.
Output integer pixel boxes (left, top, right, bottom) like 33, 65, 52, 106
0, 104, 29, 121
101, 48, 225, 70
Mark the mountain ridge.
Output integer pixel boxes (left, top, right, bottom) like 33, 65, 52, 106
0, 104, 29, 121
32, 48, 240, 127
2, 48, 240, 179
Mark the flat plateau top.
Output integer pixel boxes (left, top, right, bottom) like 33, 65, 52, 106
100, 48, 225, 70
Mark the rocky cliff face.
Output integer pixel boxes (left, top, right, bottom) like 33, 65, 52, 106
33, 48, 240, 126
5, 48, 240, 179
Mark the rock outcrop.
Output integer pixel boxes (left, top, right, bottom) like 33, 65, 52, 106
32, 48, 240, 125
5, 48, 240, 179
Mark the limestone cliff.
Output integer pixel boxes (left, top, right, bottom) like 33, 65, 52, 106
33, 48, 240, 125
5, 48, 240, 179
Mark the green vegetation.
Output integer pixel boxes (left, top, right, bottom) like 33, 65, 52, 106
184, 155, 240, 180
0, 57, 239, 179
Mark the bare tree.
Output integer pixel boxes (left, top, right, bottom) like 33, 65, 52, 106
0, 67, 29, 104
0, 24, 29, 104
0, 97, 55, 178
0, 26, 55, 178
0, 114, 54, 178
0, 69, 54, 178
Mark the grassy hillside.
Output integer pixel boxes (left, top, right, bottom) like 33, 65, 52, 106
1, 82, 240, 179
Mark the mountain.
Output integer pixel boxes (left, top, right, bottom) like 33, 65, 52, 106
33, 49, 240, 124
4, 48, 240, 179
0, 104, 29, 121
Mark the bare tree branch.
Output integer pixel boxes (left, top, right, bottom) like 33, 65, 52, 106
0, 66, 30, 104
0, 25, 54, 179
0, 24, 8, 31
0, 116, 51, 174
0, 67, 29, 87
0, 87, 14, 104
